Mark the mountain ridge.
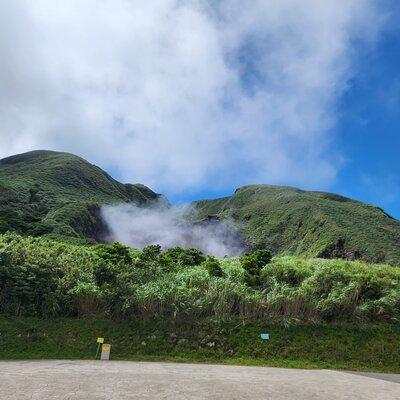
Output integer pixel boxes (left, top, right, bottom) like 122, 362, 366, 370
0, 150, 399, 264
193, 184, 400, 264
0, 150, 160, 240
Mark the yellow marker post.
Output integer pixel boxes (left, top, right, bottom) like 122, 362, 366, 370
101, 343, 111, 360
95, 338, 105, 359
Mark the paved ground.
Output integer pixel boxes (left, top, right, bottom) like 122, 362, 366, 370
0, 360, 399, 400
344, 370, 400, 384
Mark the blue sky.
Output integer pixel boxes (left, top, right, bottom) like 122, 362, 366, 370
334, 8, 400, 219
168, 2, 400, 219
1, 1, 399, 219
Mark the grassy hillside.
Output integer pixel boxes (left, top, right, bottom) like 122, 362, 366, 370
1, 316, 399, 372
0, 150, 160, 239
1, 151, 400, 265
194, 185, 400, 265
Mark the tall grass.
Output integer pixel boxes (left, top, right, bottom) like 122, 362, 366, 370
0, 233, 399, 323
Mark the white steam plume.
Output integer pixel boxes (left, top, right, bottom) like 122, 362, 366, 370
100, 202, 244, 257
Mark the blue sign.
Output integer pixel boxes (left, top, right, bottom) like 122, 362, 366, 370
260, 333, 269, 340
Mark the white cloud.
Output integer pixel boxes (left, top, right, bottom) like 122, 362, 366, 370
0, 0, 384, 193
101, 202, 244, 257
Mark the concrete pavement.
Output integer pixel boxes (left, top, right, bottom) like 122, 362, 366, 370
0, 360, 398, 399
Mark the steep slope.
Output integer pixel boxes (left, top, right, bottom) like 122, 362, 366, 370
0, 150, 160, 239
194, 185, 400, 265
2, 151, 400, 264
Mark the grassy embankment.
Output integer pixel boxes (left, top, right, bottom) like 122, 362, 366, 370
1, 234, 399, 372
1, 316, 399, 373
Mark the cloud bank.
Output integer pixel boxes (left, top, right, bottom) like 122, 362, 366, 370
0, 1, 384, 192
101, 203, 243, 257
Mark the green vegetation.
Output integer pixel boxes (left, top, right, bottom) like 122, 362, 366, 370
2, 151, 400, 265
1, 232, 399, 371
0, 316, 399, 372
194, 184, 400, 264
204, 257, 224, 278
1, 233, 399, 324
0, 150, 160, 239
1, 151, 400, 370
240, 249, 272, 287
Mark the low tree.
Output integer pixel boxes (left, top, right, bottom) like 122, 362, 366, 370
158, 247, 206, 271
158, 247, 186, 272
240, 249, 272, 287
96, 242, 132, 265
137, 244, 162, 278
179, 248, 206, 266
93, 263, 118, 286
204, 256, 224, 277
252, 249, 272, 267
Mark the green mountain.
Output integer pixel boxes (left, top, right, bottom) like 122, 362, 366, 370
193, 185, 400, 265
0, 150, 160, 240
1, 151, 399, 264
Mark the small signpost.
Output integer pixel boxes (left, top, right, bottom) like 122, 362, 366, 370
100, 343, 111, 360
95, 337, 104, 359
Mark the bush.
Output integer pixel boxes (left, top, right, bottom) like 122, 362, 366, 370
136, 244, 162, 278
179, 248, 206, 266
93, 263, 118, 286
0, 233, 399, 323
96, 242, 132, 264
252, 249, 272, 267
0, 261, 61, 316
159, 247, 206, 271
204, 257, 224, 277
240, 249, 272, 287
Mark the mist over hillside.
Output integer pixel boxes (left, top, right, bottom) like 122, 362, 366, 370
101, 201, 244, 257
1, 150, 400, 264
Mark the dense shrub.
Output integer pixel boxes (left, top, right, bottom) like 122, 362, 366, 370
136, 244, 162, 278
240, 249, 272, 287
96, 242, 132, 264
0, 256, 61, 316
0, 234, 399, 323
159, 247, 206, 271
204, 256, 224, 278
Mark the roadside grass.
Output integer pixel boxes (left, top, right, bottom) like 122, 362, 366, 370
0, 315, 399, 373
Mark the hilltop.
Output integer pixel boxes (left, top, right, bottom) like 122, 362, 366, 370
0, 150, 160, 240
1, 151, 400, 264
194, 185, 400, 265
